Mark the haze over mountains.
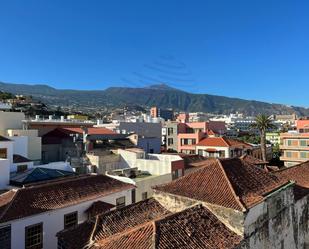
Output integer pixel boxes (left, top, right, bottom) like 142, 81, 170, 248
0, 81, 308, 116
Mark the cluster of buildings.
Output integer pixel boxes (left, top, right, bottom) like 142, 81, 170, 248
1, 105, 309, 249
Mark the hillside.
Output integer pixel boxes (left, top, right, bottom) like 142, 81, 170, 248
0, 81, 308, 116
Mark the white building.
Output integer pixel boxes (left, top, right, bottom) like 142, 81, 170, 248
88, 148, 184, 203
0, 173, 134, 249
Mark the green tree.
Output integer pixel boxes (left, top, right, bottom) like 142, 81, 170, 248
251, 114, 276, 161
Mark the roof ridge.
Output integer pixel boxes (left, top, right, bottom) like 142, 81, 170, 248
275, 160, 309, 173
23, 174, 96, 189
221, 136, 231, 146
0, 189, 18, 222
216, 159, 246, 211
96, 219, 156, 246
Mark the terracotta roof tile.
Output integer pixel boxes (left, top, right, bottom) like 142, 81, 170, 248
154, 158, 287, 211
155, 205, 242, 249
154, 160, 245, 211
196, 137, 252, 149
274, 161, 309, 200
196, 137, 231, 147
92, 205, 242, 249
85, 201, 115, 217
240, 154, 268, 165
57, 198, 170, 249
0, 175, 134, 223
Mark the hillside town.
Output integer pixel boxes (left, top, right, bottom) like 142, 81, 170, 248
1, 93, 309, 248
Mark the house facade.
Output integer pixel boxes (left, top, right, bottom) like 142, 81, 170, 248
0, 175, 134, 249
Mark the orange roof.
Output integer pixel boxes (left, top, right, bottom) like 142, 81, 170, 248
196, 137, 253, 148
274, 161, 309, 200
60, 127, 116, 135
196, 137, 230, 147
154, 158, 288, 211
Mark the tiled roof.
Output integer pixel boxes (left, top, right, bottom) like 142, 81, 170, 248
155, 205, 242, 249
57, 198, 170, 249
0, 135, 11, 141
85, 201, 115, 217
274, 161, 309, 200
91, 205, 242, 249
196, 137, 230, 147
93, 222, 154, 249
154, 158, 287, 211
240, 154, 268, 165
0, 175, 134, 223
196, 137, 252, 149
13, 154, 32, 164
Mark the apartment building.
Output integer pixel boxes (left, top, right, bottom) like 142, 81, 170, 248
280, 132, 309, 167
177, 121, 226, 154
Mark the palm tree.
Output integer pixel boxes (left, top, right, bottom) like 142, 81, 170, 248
251, 114, 276, 162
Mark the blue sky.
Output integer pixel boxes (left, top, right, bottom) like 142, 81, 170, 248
0, 0, 309, 106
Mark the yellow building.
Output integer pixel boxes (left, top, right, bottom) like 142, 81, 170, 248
67, 114, 88, 121
280, 132, 309, 167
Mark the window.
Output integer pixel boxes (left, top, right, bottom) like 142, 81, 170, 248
286, 151, 292, 158
116, 196, 125, 209
0, 148, 7, 159
131, 189, 136, 204
197, 149, 203, 156
17, 164, 28, 173
287, 140, 292, 146
0, 225, 11, 249
168, 138, 174, 146
172, 170, 179, 180
300, 152, 308, 159
300, 140, 307, 147
64, 212, 78, 229
25, 223, 43, 249
142, 192, 148, 200
168, 128, 174, 135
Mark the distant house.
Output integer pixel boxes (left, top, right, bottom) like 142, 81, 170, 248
195, 136, 252, 158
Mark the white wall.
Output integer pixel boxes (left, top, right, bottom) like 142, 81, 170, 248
0, 112, 25, 136
3, 188, 133, 249
195, 145, 230, 158
7, 129, 42, 162
10, 136, 28, 157
0, 158, 10, 188
117, 150, 182, 175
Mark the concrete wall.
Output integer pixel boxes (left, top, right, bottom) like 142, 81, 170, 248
87, 153, 121, 174
0, 158, 10, 188
153, 190, 244, 235
137, 137, 161, 153
7, 129, 42, 162
0, 112, 24, 136
1, 188, 133, 249
10, 136, 28, 157
240, 184, 309, 249
119, 122, 162, 138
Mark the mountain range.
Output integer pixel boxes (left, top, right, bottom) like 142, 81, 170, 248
0, 81, 308, 116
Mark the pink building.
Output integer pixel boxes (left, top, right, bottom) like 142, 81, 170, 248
177, 121, 226, 154
296, 119, 309, 133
